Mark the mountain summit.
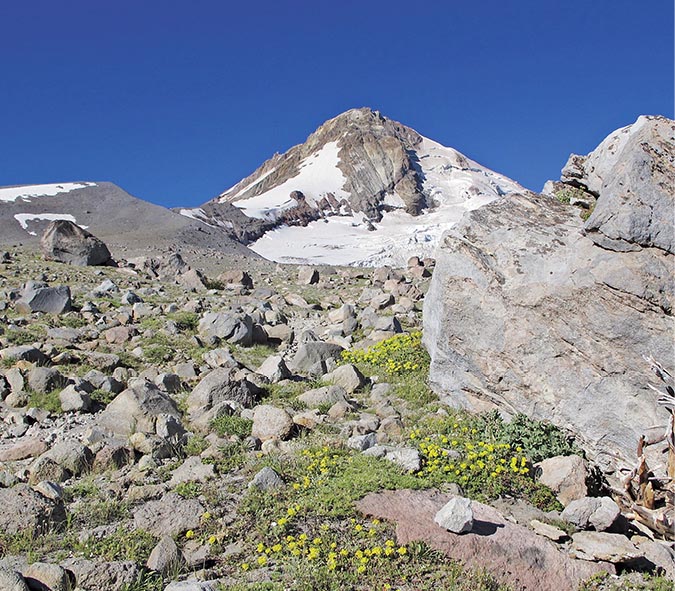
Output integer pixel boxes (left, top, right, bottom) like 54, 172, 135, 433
193, 108, 525, 266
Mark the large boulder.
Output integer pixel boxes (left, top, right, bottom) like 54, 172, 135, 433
15, 282, 72, 314
97, 380, 181, 437
40, 219, 112, 266
423, 119, 674, 476
561, 115, 674, 253
357, 489, 612, 591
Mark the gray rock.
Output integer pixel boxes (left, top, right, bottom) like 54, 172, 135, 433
298, 385, 347, 408
0, 568, 29, 591
22, 562, 71, 591
199, 312, 253, 346
0, 484, 66, 535
290, 341, 344, 374
248, 466, 284, 491
15, 282, 72, 314
98, 380, 181, 437
632, 536, 675, 579
298, 266, 319, 285
324, 364, 366, 393
251, 405, 294, 441
561, 116, 674, 253
256, 355, 292, 382
27, 367, 66, 394
561, 497, 621, 532
32, 481, 64, 501
133, 493, 204, 537
535, 455, 588, 506
0, 438, 48, 461
146, 536, 184, 574
570, 531, 642, 563
59, 384, 92, 413
40, 219, 112, 265
0, 346, 49, 364
28, 456, 70, 485
423, 188, 673, 475
169, 456, 215, 486
187, 368, 260, 429
434, 496, 474, 534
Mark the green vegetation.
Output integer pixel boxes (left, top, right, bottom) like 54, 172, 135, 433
76, 528, 157, 562
28, 389, 62, 415
211, 415, 254, 438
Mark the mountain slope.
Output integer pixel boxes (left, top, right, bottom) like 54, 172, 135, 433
196, 108, 526, 266
0, 181, 253, 260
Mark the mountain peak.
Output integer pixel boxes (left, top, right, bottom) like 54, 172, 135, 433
196, 110, 524, 266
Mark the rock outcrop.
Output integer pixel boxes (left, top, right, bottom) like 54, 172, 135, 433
423, 116, 674, 476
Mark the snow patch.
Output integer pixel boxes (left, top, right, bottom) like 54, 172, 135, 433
0, 182, 96, 203
14, 213, 88, 236
231, 142, 348, 220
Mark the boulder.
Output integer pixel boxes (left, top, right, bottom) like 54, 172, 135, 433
40, 219, 112, 266
0, 484, 66, 535
248, 466, 285, 491
27, 367, 66, 394
423, 188, 673, 474
251, 404, 294, 441
256, 355, 292, 382
535, 455, 588, 506
298, 385, 347, 409
198, 312, 253, 346
59, 384, 92, 412
561, 496, 621, 532
298, 266, 319, 285
61, 559, 139, 591
133, 493, 204, 537
561, 115, 674, 253
15, 282, 72, 314
97, 380, 181, 438
324, 364, 366, 393
0, 345, 49, 365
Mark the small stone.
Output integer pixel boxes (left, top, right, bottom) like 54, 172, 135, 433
570, 531, 642, 563
434, 496, 474, 534
251, 405, 294, 441
147, 536, 184, 574
248, 466, 285, 491
530, 519, 569, 542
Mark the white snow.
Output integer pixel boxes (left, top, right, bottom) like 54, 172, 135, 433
249, 135, 525, 266
230, 142, 348, 220
14, 213, 88, 236
221, 167, 277, 201
179, 208, 208, 221
0, 182, 96, 203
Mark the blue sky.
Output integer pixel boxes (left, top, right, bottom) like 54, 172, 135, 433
1, 0, 672, 207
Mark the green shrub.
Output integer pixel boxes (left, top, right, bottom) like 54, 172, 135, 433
211, 415, 253, 438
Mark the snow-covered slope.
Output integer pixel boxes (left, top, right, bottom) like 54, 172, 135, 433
249, 136, 523, 266
197, 108, 526, 266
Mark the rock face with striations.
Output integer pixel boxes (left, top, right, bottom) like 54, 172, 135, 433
40, 219, 113, 266
423, 116, 674, 476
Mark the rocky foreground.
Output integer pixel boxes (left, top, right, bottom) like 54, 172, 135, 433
0, 234, 672, 591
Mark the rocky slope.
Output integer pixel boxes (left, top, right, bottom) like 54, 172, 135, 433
424, 115, 674, 479
195, 108, 524, 266
0, 181, 253, 263
1, 247, 671, 591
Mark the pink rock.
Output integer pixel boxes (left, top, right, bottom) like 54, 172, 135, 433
356, 489, 614, 591
0, 438, 48, 461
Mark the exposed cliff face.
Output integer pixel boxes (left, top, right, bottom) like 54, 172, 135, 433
423, 116, 675, 477
197, 108, 523, 266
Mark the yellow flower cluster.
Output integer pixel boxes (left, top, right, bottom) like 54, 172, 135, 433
341, 331, 429, 376
411, 427, 531, 485
243, 519, 408, 576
